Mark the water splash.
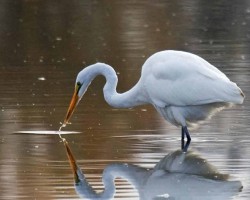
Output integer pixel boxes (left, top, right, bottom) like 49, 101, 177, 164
58, 123, 66, 140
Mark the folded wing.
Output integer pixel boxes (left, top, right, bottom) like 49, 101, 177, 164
142, 50, 244, 107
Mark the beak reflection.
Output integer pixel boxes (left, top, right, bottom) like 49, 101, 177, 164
63, 139, 80, 183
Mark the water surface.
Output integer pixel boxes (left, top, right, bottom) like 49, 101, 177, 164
0, 1, 250, 199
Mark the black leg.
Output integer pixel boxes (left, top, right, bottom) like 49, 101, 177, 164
181, 126, 191, 152
181, 127, 185, 150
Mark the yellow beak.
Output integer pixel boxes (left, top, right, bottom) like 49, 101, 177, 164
63, 90, 79, 126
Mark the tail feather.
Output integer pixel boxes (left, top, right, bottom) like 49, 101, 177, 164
218, 81, 244, 104
227, 82, 244, 104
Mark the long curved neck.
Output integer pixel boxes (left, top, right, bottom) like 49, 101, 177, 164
88, 63, 147, 108
75, 163, 149, 199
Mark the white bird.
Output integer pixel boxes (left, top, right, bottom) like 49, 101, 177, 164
62, 50, 244, 151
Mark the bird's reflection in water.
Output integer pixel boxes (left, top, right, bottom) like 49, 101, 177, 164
63, 139, 242, 200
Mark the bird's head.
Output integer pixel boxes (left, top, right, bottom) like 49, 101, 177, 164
62, 68, 92, 126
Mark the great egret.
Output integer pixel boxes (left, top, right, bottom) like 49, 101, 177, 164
62, 50, 244, 151
63, 139, 242, 200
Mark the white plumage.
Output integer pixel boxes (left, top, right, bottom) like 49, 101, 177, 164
143, 51, 243, 106
62, 50, 244, 151
142, 51, 244, 127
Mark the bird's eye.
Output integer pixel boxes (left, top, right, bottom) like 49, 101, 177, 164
77, 81, 81, 86
76, 81, 82, 93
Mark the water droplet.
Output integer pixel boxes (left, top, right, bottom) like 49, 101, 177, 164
38, 77, 46, 81
155, 28, 161, 32
241, 55, 245, 60
209, 40, 214, 45
56, 37, 62, 41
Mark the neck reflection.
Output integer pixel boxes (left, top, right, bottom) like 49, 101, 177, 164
63, 140, 242, 200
